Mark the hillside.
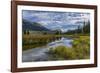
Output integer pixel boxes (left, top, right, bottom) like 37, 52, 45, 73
22, 19, 50, 31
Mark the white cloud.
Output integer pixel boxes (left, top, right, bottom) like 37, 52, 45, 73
23, 10, 90, 32
38, 21, 51, 26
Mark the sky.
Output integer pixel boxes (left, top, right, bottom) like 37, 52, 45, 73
22, 10, 90, 32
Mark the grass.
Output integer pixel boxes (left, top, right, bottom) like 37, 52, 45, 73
48, 36, 90, 60
22, 33, 90, 60
22, 34, 90, 60
22, 34, 78, 50
48, 46, 76, 60
22, 34, 62, 50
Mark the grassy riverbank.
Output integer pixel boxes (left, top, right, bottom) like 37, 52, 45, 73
22, 34, 90, 60
48, 36, 90, 60
22, 34, 89, 50
23, 34, 62, 50
22, 34, 79, 50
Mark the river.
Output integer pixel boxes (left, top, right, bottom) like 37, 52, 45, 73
22, 37, 73, 62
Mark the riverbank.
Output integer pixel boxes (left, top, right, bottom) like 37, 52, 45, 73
22, 35, 90, 62
47, 36, 90, 60
22, 36, 73, 62
22, 34, 88, 50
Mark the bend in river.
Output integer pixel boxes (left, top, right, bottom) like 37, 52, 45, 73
22, 37, 73, 62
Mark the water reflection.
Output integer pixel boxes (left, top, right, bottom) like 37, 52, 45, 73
22, 37, 73, 62
48, 37, 73, 48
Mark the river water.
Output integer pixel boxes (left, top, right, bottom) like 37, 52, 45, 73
22, 37, 73, 62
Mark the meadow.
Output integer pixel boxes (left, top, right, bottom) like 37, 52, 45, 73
22, 34, 77, 50
23, 34, 62, 50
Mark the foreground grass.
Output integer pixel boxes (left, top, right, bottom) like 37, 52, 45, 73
48, 36, 90, 60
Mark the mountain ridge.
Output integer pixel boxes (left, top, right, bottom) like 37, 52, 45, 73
22, 19, 51, 32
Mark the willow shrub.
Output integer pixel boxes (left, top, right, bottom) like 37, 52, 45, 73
48, 46, 77, 60
48, 36, 90, 60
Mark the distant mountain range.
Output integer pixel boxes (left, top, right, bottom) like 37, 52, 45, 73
22, 19, 83, 33
22, 19, 50, 31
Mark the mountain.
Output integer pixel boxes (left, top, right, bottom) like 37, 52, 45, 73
22, 19, 50, 31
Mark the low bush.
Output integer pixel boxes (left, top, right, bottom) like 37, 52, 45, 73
48, 36, 90, 60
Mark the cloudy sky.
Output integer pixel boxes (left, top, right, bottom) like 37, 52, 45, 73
22, 10, 90, 32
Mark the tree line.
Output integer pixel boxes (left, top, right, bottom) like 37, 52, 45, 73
64, 20, 90, 35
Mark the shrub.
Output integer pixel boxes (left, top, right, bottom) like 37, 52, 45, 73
48, 46, 77, 60
48, 36, 90, 60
